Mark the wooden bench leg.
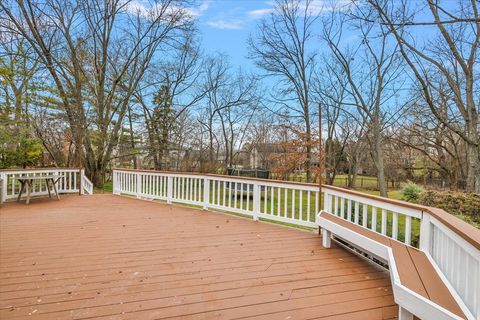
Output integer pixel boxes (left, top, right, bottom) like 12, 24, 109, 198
399, 307, 414, 320
322, 228, 332, 248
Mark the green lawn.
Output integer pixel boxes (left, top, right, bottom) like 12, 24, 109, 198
283, 173, 399, 191
94, 181, 113, 193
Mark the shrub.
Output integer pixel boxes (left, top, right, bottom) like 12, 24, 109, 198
419, 190, 480, 227
400, 181, 423, 203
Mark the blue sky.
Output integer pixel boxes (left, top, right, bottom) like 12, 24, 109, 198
192, 0, 356, 72
192, 0, 440, 71
194, 0, 274, 71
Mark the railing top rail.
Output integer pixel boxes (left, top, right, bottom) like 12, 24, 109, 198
0, 167, 80, 172
427, 207, 480, 250
114, 167, 335, 188
113, 168, 480, 250
324, 184, 480, 250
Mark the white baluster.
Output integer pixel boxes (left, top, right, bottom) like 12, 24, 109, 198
405, 216, 412, 245
167, 175, 173, 204
252, 182, 260, 221
381, 209, 387, 235
362, 204, 368, 227
354, 202, 360, 224
371, 207, 377, 232
392, 212, 398, 239
203, 177, 209, 210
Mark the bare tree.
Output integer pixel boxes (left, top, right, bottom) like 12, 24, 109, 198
363, 0, 480, 193
1, 0, 192, 184
200, 54, 258, 172
248, 0, 317, 181
313, 60, 352, 185
137, 33, 204, 170
393, 96, 467, 189
321, 8, 405, 196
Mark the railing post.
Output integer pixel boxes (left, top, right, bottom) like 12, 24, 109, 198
252, 182, 260, 221
0, 173, 6, 204
203, 177, 210, 210
80, 169, 85, 195
419, 212, 432, 253
136, 173, 141, 198
167, 175, 173, 204
112, 170, 119, 195
112, 170, 116, 194
323, 190, 331, 212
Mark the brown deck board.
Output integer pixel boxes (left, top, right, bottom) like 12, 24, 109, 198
389, 240, 428, 298
0, 195, 396, 319
319, 211, 466, 319
406, 247, 465, 318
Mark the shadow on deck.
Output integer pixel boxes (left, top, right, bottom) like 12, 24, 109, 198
0, 195, 397, 319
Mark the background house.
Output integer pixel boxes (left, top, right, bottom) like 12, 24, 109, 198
248, 143, 285, 169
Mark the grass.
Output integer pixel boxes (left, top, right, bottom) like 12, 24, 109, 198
284, 173, 401, 192
94, 181, 113, 194
332, 174, 381, 189
362, 189, 402, 200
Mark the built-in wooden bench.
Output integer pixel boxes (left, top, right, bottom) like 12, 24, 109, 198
317, 211, 468, 320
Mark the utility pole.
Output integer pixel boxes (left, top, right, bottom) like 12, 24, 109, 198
318, 102, 323, 234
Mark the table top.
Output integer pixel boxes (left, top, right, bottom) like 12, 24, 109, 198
16, 175, 62, 181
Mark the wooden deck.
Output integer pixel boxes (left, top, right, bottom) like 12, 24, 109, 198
0, 195, 397, 320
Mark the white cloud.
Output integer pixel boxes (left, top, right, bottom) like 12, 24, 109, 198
206, 19, 245, 30
305, 0, 352, 14
123, 0, 149, 17
206, 4, 272, 30
204, 0, 352, 30
252, 0, 352, 18
185, 0, 212, 17
124, 0, 212, 19
248, 8, 273, 19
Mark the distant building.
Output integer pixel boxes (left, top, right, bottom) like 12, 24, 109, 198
248, 143, 285, 169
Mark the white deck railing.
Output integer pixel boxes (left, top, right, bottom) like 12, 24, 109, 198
425, 209, 479, 319
80, 170, 94, 195
323, 187, 423, 247
323, 185, 479, 320
113, 169, 320, 228
112, 169, 479, 319
0, 168, 93, 203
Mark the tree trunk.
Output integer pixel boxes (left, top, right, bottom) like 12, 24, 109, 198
465, 111, 480, 193
373, 126, 388, 197
466, 142, 480, 193
208, 118, 215, 171
305, 120, 312, 183
350, 167, 358, 189
127, 107, 137, 169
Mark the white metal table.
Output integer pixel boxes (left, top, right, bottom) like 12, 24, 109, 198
16, 175, 62, 204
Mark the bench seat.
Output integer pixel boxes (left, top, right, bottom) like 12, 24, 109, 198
318, 211, 468, 320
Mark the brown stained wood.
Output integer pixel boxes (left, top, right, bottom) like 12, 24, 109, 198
312, 305, 399, 319
178, 294, 397, 320
0, 195, 395, 320
406, 247, 465, 318
319, 211, 467, 319
388, 240, 428, 298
